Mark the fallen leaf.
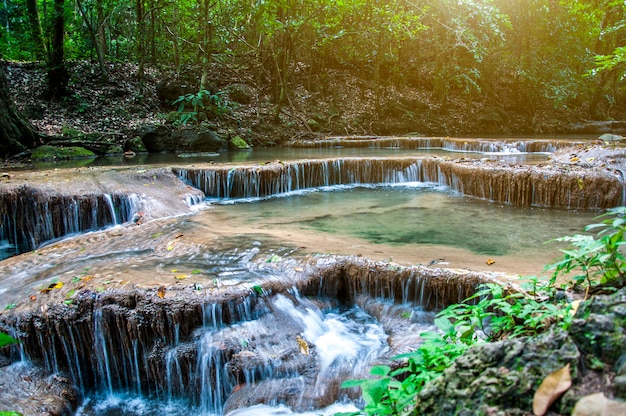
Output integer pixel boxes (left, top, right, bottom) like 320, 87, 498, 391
570, 157, 580, 163
532, 363, 572, 416
577, 178, 584, 190
157, 286, 166, 299
175, 275, 187, 280
294, 267, 303, 272
486, 259, 495, 265
296, 335, 309, 355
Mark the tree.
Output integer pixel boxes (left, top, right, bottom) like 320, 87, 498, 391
0, 61, 39, 158
46, 0, 69, 100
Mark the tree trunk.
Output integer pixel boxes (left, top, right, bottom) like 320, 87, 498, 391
96, 0, 108, 57
25, 0, 48, 62
136, 0, 145, 93
76, 0, 109, 81
46, 0, 69, 100
0, 63, 39, 158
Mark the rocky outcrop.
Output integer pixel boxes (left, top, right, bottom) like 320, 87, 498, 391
413, 288, 626, 415
0, 256, 490, 413
139, 124, 226, 152
568, 120, 626, 135
0, 167, 204, 258
175, 153, 624, 209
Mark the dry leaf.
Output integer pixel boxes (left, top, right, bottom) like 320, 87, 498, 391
486, 259, 495, 266
175, 275, 187, 280
296, 335, 309, 355
532, 363, 572, 416
157, 286, 166, 299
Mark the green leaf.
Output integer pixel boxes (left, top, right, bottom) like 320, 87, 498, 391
370, 365, 391, 376
0, 332, 19, 348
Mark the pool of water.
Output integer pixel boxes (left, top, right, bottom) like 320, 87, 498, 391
203, 183, 597, 275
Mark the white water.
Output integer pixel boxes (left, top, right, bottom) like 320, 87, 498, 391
76, 291, 409, 416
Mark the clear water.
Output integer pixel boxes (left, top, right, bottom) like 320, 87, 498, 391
207, 183, 596, 259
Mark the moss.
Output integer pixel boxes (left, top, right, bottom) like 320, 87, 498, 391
61, 125, 82, 138
31, 145, 96, 161
230, 135, 250, 150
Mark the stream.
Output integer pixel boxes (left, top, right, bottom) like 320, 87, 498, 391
0, 137, 616, 415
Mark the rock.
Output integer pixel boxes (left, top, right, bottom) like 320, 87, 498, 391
599, 133, 624, 142
229, 135, 250, 150
307, 118, 321, 132
0, 362, 80, 416
572, 392, 626, 416
156, 80, 199, 106
227, 84, 254, 105
125, 136, 147, 153
139, 125, 226, 152
104, 144, 124, 155
568, 120, 626, 135
569, 288, 626, 365
31, 145, 96, 161
614, 375, 626, 399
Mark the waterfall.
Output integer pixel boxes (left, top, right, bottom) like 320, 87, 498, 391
0, 188, 142, 258
1, 256, 489, 415
288, 136, 579, 153
175, 156, 622, 209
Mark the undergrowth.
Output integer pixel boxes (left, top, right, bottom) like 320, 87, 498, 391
338, 207, 626, 416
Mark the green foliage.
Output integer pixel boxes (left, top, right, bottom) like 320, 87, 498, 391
546, 207, 626, 291
0, 331, 19, 348
172, 90, 232, 125
340, 207, 626, 415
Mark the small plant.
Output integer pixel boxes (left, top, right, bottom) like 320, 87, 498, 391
546, 207, 626, 294
172, 89, 233, 125
0, 331, 18, 348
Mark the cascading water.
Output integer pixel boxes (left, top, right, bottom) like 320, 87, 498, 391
175, 156, 623, 209
2, 139, 623, 415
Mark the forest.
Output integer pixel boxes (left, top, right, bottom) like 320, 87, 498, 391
1, 0, 625, 156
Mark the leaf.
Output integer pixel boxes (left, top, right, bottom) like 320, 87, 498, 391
486, 259, 495, 265
370, 365, 391, 376
0, 411, 23, 416
175, 275, 187, 280
0, 332, 19, 348
296, 335, 309, 355
532, 363, 572, 415
157, 286, 166, 299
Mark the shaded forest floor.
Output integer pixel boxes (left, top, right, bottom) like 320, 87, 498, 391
4, 60, 602, 152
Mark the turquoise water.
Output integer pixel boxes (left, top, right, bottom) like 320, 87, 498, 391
211, 183, 597, 258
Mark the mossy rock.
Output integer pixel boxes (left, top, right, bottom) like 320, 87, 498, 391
31, 145, 96, 161
227, 84, 254, 105
166, 111, 180, 124
105, 145, 124, 155
229, 136, 250, 150
125, 136, 147, 153
61, 125, 83, 138
307, 119, 321, 132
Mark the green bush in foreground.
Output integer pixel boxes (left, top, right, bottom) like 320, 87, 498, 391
339, 207, 626, 416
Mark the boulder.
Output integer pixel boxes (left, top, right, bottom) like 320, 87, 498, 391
139, 125, 226, 153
